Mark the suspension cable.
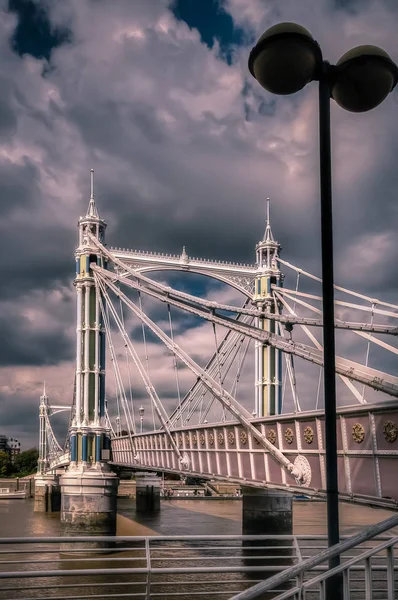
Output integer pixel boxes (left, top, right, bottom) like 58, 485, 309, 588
138, 290, 156, 431
167, 304, 183, 428
119, 290, 136, 431
96, 275, 184, 464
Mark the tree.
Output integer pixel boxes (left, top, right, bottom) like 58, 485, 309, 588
0, 451, 11, 477
13, 448, 39, 476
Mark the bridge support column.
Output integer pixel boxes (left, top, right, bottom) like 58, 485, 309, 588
241, 487, 292, 535
34, 474, 61, 513
60, 464, 118, 549
135, 472, 161, 512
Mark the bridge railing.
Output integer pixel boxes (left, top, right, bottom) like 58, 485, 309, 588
231, 513, 398, 600
0, 518, 398, 599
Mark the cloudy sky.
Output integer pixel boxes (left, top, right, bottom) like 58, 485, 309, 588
0, 0, 397, 450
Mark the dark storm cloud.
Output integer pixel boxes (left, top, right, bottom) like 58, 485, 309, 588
0, 299, 74, 366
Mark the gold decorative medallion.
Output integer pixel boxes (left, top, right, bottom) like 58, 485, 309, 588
303, 426, 314, 444
352, 423, 365, 443
199, 433, 205, 446
240, 430, 248, 445
185, 434, 190, 446
193, 433, 198, 446
267, 429, 277, 444
208, 433, 215, 446
285, 428, 294, 444
228, 431, 235, 445
383, 421, 398, 443
218, 432, 224, 445
178, 434, 183, 446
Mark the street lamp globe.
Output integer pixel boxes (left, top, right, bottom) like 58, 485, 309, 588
331, 45, 398, 112
248, 22, 322, 95
139, 405, 145, 418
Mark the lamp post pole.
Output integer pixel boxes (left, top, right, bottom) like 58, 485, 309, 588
248, 22, 397, 600
318, 61, 341, 583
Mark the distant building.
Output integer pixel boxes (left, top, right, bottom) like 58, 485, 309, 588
0, 435, 21, 464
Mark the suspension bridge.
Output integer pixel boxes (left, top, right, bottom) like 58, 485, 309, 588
35, 170, 398, 536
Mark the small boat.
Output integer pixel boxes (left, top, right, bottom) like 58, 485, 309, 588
0, 488, 26, 499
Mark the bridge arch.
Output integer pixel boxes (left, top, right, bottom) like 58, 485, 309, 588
122, 264, 255, 297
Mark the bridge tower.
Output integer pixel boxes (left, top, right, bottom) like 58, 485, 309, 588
254, 199, 283, 417
59, 170, 118, 542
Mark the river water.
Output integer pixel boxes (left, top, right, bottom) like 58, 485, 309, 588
0, 498, 396, 599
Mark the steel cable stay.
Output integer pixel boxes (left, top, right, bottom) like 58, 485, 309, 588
273, 293, 301, 412
95, 275, 186, 467
282, 272, 300, 407
138, 290, 156, 431
274, 290, 367, 405
167, 310, 253, 427
98, 288, 136, 437
361, 303, 375, 403
165, 311, 252, 427
98, 291, 137, 464
167, 304, 183, 428
119, 291, 137, 433
275, 286, 398, 321
43, 411, 63, 462
278, 256, 398, 311
92, 265, 398, 398
212, 322, 228, 423
274, 288, 398, 400
94, 269, 311, 483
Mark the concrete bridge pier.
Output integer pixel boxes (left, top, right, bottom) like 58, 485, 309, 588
34, 473, 61, 513
241, 487, 293, 535
59, 464, 118, 549
242, 487, 293, 580
135, 472, 161, 512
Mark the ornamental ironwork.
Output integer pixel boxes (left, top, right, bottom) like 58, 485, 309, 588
228, 431, 235, 445
192, 433, 198, 446
208, 433, 215, 446
240, 430, 248, 445
185, 434, 190, 446
267, 429, 277, 444
352, 423, 365, 443
199, 433, 205, 446
383, 421, 398, 443
285, 428, 294, 444
303, 426, 314, 444
178, 434, 183, 446
218, 432, 224, 445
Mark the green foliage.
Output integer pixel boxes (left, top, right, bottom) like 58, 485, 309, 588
13, 448, 39, 477
0, 451, 11, 477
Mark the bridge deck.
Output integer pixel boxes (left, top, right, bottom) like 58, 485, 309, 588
112, 401, 398, 506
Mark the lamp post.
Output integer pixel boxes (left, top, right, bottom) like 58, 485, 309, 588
249, 22, 397, 599
139, 405, 145, 434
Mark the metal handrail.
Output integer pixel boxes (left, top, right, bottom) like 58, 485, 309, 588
0, 525, 397, 599
230, 513, 398, 599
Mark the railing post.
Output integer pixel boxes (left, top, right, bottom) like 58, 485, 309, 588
364, 557, 372, 600
342, 568, 350, 599
387, 545, 394, 600
145, 537, 151, 600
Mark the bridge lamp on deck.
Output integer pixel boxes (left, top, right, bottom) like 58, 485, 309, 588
249, 22, 398, 600
139, 405, 145, 434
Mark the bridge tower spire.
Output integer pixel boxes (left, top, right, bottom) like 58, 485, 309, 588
60, 169, 118, 543
254, 198, 283, 417
38, 383, 49, 475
